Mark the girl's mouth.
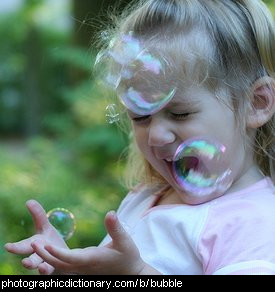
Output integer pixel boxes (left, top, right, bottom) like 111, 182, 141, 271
164, 156, 206, 187
165, 156, 200, 173
177, 156, 200, 174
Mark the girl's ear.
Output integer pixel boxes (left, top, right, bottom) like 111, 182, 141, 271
246, 76, 275, 129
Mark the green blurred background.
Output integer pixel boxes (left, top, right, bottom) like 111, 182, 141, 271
0, 0, 274, 275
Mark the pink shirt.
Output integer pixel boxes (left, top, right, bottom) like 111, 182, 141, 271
100, 178, 275, 275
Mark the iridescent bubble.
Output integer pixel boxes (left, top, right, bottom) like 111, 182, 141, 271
106, 104, 120, 124
119, 86, 176, 116
172, 137, 233, 198
109, 34, 141, 66
104, 33, 177, 115
47, 208, 76, 241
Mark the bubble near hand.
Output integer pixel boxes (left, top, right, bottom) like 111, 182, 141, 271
172, 137, 233, 198
47, 208, 76, 241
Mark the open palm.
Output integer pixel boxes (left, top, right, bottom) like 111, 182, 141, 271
5, 200, 68, 275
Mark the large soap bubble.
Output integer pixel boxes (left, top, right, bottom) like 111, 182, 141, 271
102, 33, 176, 115
47, 208, 76, 241
172, 137, 233, 198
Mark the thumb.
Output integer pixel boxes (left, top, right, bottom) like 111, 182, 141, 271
26, 200, 50, 233
104, 211, 133, 251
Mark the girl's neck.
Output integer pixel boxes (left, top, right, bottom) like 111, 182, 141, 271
156, 165, 265, 206
225, 165, 264, 195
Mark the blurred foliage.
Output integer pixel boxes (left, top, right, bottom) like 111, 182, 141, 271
0, 0, 274, 275
263, 0, 275, 15
0, 136, 127, 275
0, 0, 128, 275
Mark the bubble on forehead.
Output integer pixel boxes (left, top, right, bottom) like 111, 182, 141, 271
119, 87, 176, 116
172, 137, 233, 198
105, 33, 177, 115
47, 208, 76, 241
109, 34, 141, 66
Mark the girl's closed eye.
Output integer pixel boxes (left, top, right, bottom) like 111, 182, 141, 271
131, 115, 151, 123
129, 112, 195, 123
170, 112, 193, 120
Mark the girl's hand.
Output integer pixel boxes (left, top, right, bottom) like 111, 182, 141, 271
5, 200, 68, 275
30, 211, 160, 275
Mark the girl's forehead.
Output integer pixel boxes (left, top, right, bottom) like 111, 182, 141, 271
104, 32, 214, 115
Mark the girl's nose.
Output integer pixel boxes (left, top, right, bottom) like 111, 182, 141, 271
148, 118, 176, 147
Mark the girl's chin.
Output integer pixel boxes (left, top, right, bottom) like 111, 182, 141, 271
162, 160, 228, 205
173, 184, 228, 205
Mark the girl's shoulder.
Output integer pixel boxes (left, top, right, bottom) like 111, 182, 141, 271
199, 178, 275, 275
207, 177, 275, 222
130, 182, 170, 196
116, 183, 170, 217
124, 183, 170, 203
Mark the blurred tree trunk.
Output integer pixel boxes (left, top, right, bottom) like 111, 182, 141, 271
23, 26, 42, 136
71, 0, 130, 82
73, 0, 130, 47
22, 0, 45, 137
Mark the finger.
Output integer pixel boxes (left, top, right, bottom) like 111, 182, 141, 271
26, 200, 50, 233
38, 262, 55, 275
104, 211, 134, 251
5, 237, 37, 254
22, 253, 43, 269
31, 241, 72, 272
44, 245, 97, 265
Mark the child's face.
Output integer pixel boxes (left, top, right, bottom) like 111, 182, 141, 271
128, 84, 250, 204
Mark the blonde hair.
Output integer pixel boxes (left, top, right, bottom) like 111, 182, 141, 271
96, 0, 275, 188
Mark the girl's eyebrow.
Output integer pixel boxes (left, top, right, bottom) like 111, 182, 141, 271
166, 91, 201, 107
168, 98, 200, 107
126, 96, 200, 116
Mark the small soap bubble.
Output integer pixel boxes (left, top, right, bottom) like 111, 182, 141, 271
47, 208, 76, 241
106, 104, 120, 124
172, 137, 233, 198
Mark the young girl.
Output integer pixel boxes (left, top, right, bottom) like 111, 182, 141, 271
5, 0, 275, 275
